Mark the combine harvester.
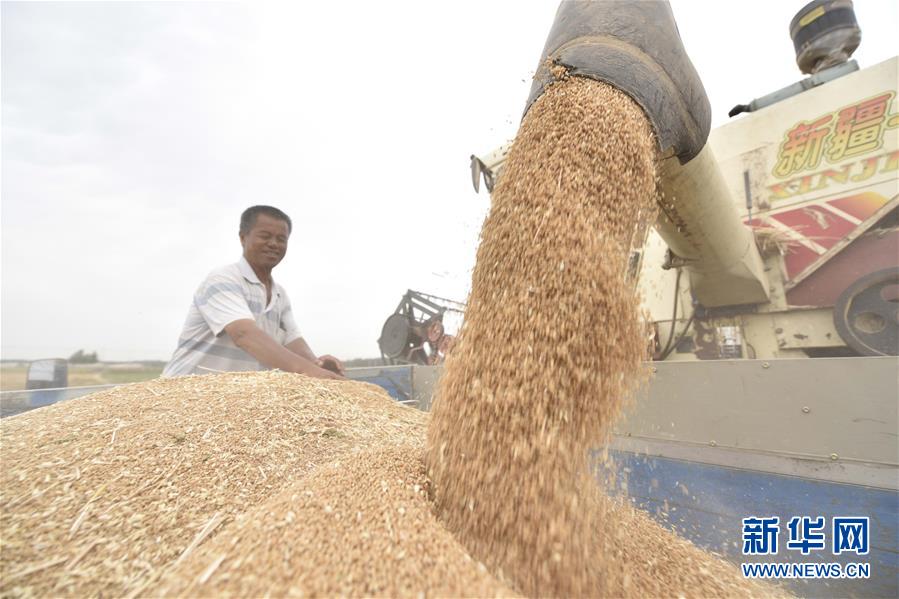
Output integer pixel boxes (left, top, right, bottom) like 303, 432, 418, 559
457, 0, 897, 596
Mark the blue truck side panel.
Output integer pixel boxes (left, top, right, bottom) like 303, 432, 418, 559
347, 368, 412, 402
610, 450, 898, 598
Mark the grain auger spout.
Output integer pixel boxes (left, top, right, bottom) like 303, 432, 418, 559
523, 0, 770, 306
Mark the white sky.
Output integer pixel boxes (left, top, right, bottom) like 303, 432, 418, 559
2, 0, 897, 362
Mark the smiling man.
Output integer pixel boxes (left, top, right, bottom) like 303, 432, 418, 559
162, 205, 344, 380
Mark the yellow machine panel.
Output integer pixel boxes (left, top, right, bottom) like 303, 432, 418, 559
638, 57, 898, 360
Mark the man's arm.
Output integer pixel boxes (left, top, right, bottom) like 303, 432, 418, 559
224, 319, 343, 380
285, 337, 318, 363
286, 337, 345, 375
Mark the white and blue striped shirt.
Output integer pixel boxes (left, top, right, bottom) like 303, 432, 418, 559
163, 257, 302, 376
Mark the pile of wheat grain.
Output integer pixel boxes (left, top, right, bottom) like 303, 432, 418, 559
151, 441, 515, 598
0, 372, 437, 597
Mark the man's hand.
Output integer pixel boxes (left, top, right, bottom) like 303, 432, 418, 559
316, 354, 345, 376
224, 320, 343, 380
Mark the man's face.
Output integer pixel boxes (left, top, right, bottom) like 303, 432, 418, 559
240, 213, 290, 271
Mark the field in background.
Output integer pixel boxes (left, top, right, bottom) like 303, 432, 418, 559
0, 363, 164, 392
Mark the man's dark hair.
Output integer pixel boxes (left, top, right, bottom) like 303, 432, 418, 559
240, 205, 292, 235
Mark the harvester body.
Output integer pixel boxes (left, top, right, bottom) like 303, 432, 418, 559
639, 56, 898, 360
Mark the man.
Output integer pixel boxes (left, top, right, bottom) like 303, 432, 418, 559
163, 205, 344, 380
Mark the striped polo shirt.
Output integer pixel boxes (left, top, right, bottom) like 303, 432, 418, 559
162, 256, 302, 376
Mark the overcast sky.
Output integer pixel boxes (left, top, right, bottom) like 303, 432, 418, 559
2, 0, 897, 362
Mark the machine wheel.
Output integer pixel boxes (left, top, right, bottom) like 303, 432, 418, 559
833, 268, 899, 356
378, 314, 411, 359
